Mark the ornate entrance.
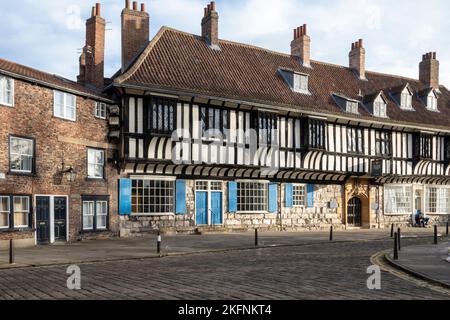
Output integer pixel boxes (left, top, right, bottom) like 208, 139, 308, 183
347, 197, 362, 226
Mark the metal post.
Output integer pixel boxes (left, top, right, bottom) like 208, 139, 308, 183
255, 228, 258, 247
393, 232, 398, 260
434, 225, 438, 245
397, 228, 401, 251
157, 231, 161, 254
329, 226, 333, 241
390, 224, 394, 238
446, 222, 449, 236
9, 239, 14, 264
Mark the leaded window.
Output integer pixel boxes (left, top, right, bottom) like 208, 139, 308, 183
237, 182, 267, 212
347, 127, 364, 154
149, 98, 176, 135
200, 106, 228, 139
420, 134, 433, 159
132, 179, 175, 214
375, 130, 391, 156
258, 112, 278, 146
308, 119, 326, 150
384, 186, 412, 214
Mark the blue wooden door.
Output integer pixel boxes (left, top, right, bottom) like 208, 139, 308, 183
211, 192, 223, 225
196, 192, 208, 225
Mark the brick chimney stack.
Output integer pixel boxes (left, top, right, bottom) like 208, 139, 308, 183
349, 39, 366, 80
201, 1, 219, 48
121, 0, 150, 72
291, 24, 311, 67
78, 3, 105, 88
419, 52, 439, 88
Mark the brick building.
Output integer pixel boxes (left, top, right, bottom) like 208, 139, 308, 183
0, 4, 119, 248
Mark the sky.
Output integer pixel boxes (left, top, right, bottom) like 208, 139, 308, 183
0, 0, 449, 87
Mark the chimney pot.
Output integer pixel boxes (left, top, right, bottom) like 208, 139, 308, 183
91, 6, 96, 17
204, 7, 208, 17
420, 51, 439, 88
96, 3, 101, 16
125, 0, 130, 9
349, 39, 366, 80
291, 24, 311, 67
201, 1, 219, 47
303, 24, 307, 35
358, 39, 363, 48
211, 1, 216, 11
133, 1, 138, 10
141, 3, 145, 12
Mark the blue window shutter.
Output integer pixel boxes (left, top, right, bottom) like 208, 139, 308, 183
228, 182, 237, 213
175, 180, 187, 215
285, 183, 293, 208
307, 184, 315, 208
119, 178, 132, 216
268, 183, 278, 213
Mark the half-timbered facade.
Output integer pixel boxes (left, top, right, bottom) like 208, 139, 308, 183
107, 1, 450, 235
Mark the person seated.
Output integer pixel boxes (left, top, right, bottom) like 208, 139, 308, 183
418, 211, 430, 228
415, 210, 422, 226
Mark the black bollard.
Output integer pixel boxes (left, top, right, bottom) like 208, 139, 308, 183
9, 239, 14, 264
157, 231, 161, 254
329, 226, 333, 241
255, 228, 258, 247
446, 222, 449, 236
390, 224, 394, 238
393, 232, 399, 260
434, 225, 438, 245
397, 228, 401, 251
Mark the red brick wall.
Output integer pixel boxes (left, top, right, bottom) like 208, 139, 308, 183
0, 78, 119, 243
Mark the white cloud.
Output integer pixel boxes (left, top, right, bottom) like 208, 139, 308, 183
0, 0, 449, 86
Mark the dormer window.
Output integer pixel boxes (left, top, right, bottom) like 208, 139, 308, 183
363, 91, 387, 118
373, 97, 387, 118
293, 73, 309, 93
346, 101, 358, 114
419, 88, 439, 112
400, 90, 413, 109
427, 94, 438, 111
278, 69, 310, 94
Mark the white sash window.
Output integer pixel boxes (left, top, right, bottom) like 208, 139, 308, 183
0, 76, 14, 106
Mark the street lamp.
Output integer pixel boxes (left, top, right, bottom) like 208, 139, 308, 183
63, 166, 77, 183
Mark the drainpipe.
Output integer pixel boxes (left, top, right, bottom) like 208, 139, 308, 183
279, 182, 282, 231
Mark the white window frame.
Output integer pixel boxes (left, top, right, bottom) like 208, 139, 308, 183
96, 201, 108, 230
346, 101, 359, 114
13, 196, 30, 228
53, 90, 77, 121
95, 102, 108, 119
384, 185, 413, 215
87, 148, 105, 179
0, 196, 10, 229
425, 186, 449, 215
9, 136, 34, 174
82, 201, 95, 231
293, 73, 309, 94
292, 184, 306, 207
0, 76, 14, 107
400, 89, 413, 109
236, 180, 269, 213
373, 96, 387, 118
131, 177, 176, 216
426, 93, 438, 111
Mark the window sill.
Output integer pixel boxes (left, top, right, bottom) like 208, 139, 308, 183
53, 115, 76, 122
8, 171, 37, 177
0, 103, 14, 108
80, 229, 110, 235
131, 213, 175, 217
85, 177, 107, 182
0, 227, 33, 233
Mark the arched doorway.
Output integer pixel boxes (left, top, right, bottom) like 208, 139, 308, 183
347, 197, 362, 227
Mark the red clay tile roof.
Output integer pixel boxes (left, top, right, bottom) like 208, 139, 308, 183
115, 27, 450, 129
0, 58, 112, 101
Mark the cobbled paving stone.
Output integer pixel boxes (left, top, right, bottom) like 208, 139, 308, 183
0, 238, 448, 300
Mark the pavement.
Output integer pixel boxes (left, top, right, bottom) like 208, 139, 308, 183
387, 241, 450, 288
0, 227, 447, 270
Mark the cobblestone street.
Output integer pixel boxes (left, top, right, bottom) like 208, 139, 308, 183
0, 238, 448, 300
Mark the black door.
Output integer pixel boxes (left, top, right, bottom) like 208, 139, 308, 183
347, 197, 362, 226
54, 197, 67, 241
36, 197, 50, 244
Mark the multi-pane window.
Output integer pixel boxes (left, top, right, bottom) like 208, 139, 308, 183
347, 127, 364, 154
426, 95, 438, 111
87, 148, 105, 179
200, 107, 228, 139
237, 182, 267, 212
13, 196, 30, 228
95, 102, 108, 119
385, 186, 412, 214
346, 101, 358, 114
258, 112, 278, 145
132, 179, 175, 214
420, 135, 433, 159
293, 184, 306, 207
9, 136, 34, 173
293, 73, 309, 93
0, 197, 9, 229
308, 119, 326, 149
0, 76, 14, 106
375, 131, 391, 156
54, 90, 76, 121
400, 92, 413, 109
82, 197, 109, 231
149, 98, 175, 135
426, 187, 449, 214
373, 98, 387, 118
